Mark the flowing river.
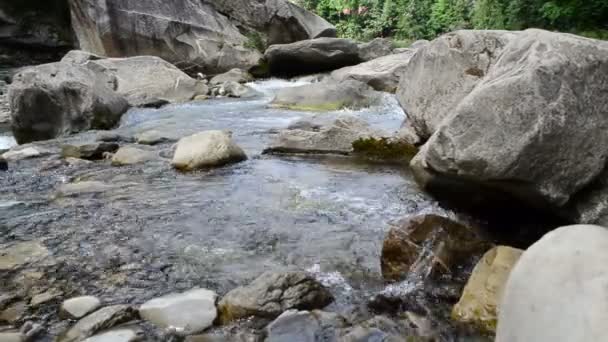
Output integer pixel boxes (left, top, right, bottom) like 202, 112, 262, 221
1, 78, 483, 340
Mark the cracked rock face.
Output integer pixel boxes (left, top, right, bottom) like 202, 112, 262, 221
218, 271, 334, 323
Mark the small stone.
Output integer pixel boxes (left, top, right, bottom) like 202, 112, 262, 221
218, 271, 333, 323
61, 142, 119, 160
172, 131, 247, 171
111, 147, 156, 166
82, 328, 142, 342
0, 241, 50, 271
58, 305, 137, 342
61, 296, 102, 319
139, 288, 217, 335
135, 130, 174, 145
30, 288, 64, 307
452, 246, 523, 332
95, 131, 134, 143
266, 310, 346, 342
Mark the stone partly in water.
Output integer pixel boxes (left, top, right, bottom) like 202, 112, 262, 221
9, 62, 129, 144
61, 296, 103, 320
264, 115, 384, 156
452, 246, 523, 333
218, 271, 334, 323
55, 181, 112, 198
135, 130, 175, 145
331, 50, 416, 93
497, 225, 608, 342
265, 310, 347, 342
396, 30, 516, 144
83, 328, 143, 342
58, 305, 138, 342
407, 30, 608, 224
265, 38, 361, 76
2, 146, 47, 161
209, 69, 253, 86
111, 147, 156, 166
171, 130, 247, 171
381, 214, 491, 282
68, 0, 335, 74
270, 80, 381, 111
139, 288, 218, 335
61, 142, 119, 160
0, 241, 50, 271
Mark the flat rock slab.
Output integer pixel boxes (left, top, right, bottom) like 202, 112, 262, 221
58, 305, 137, 342
0, 241, 50, 270
56, 181, 112, 198
139, 288, 218, 335
61, 296, 102, 319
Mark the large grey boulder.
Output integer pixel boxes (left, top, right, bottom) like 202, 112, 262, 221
331, 50, 416, 93
139, 288, 217, 335
82, 55, 209, 106
270, 80, 381, 111
496, 225, 608, 342
264, 115, 384, 156
410, 29, 608, 221
218, 271, 333, 323
265, 38, 361, 76
9, 62, 129, 144
171, 130, 247, 171
68, 0, 335, 74
357, 38, 394, 61
396, 30, 517, 144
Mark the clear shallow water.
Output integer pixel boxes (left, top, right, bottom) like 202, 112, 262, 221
0, 79, 456, 336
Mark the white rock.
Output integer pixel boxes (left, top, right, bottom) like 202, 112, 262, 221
139, 288, 218, 335
497, 225, 608, 342
61, 296, 102, 319
2, 147, 44, 161
171, 131, 247, 171
83, 329, 140, 342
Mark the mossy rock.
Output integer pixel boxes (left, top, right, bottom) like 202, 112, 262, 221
352, 137, 418, 163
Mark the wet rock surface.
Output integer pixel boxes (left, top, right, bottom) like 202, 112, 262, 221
218, 272, 334, 323
171, 130, 247, 171
61, 296, 102, 320
58, 305, 138, 342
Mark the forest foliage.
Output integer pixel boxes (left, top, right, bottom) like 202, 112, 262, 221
295, 0, 608, 41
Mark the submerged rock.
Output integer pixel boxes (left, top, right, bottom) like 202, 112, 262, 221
270, 80, 381, 111
69, 0, 335, 74
30, 288, 63, 307
339, 315, 412, 342
61, 296, 102, 320
135, 130, 175, 145
331, 51, 416, 92
218, 271, 333, 323
452, 246, 523, 332
408, 29, 608, 223
172, 131, 247, 171
265, 310, 346, 342
497, 225, 608, 342
58, 305, 138, 342
111, 147, 156, 166
381, 214, 491, 282
139, 288, 217, 335
264, 115, 383, 156
61, 142, 119, 160
265, 38, 361, 76
0, 241, 50, 271
209, 69, 253, 86
9, 62, 129, 144
56, 181, 112, 198
83, 328, 142, 342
